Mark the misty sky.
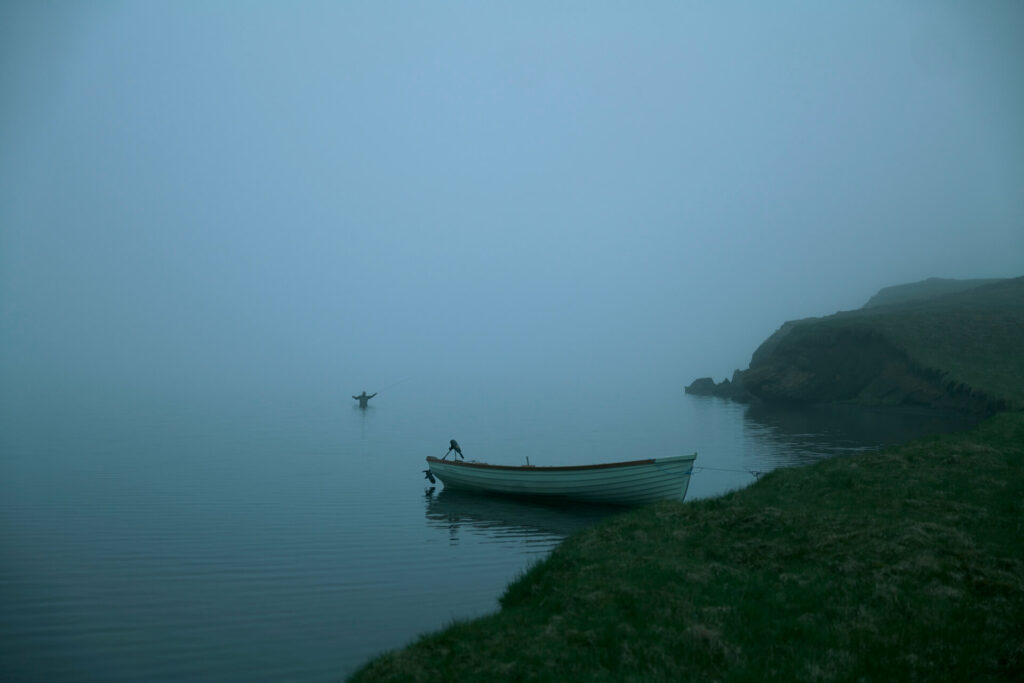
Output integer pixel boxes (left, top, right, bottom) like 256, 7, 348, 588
2, 2, 1023, 402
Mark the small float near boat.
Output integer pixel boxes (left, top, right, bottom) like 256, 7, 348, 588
424, 452, 697, 506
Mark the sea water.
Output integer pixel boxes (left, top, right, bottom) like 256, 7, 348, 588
0, 377, 976, 680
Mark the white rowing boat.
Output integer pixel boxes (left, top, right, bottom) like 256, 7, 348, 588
424, 453, 697, 506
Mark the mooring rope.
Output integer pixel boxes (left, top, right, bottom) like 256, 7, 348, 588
692, 465, 765, 479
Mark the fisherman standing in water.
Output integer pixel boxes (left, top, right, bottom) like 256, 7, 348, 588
352, 391, 377, 408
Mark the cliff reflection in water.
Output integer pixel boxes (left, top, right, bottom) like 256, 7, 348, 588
424, 488, 622, 547
740, 401, 981, 471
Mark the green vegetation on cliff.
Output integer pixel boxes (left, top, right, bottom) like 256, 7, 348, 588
862, 277, 1007, 309
351, 412, 1024, 681
742, 277, 1024, 412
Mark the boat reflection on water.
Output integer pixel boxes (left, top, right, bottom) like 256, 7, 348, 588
424, 487, 622, 547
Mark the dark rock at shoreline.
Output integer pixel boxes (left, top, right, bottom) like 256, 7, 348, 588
684, 377, 717, 395
685, 369, 753, 402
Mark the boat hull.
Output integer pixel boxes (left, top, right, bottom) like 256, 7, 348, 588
425, 453, 697, 506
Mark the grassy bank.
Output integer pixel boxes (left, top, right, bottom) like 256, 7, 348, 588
352, 412, 1024, 681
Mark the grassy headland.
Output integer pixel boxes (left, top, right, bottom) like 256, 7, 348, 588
352, 413, 1024, 681
692, 276, 1024, 412
861, 277, 1008, 309
352, 277, 1024, 681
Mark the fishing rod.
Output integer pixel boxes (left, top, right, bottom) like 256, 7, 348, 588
376, 375, 414, 393
349, 375, 414, 408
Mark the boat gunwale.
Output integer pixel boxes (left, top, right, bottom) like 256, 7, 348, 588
425, 454, 694, 473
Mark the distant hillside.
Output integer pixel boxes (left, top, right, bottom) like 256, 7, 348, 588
862, 277, 1006, 309
689, 277, 1024, 414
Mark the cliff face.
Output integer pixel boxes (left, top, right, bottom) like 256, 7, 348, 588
741, 323, 1004, 414
690, 277, 1024, 415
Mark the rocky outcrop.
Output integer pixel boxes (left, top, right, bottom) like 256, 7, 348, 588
684, 377, 718, 395
685, 369, 753, 402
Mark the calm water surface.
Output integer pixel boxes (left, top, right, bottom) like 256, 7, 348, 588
0, 381, 976, 680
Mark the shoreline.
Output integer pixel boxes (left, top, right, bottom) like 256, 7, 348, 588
351, 410, 1024, 680
352, 277, 1023, 679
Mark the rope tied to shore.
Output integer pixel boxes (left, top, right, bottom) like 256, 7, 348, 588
692, 465, 765, 479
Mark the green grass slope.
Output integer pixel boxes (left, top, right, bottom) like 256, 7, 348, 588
351, 413, 1024, 681
743, 277, 1024, 412
862, 277, 1007, 309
